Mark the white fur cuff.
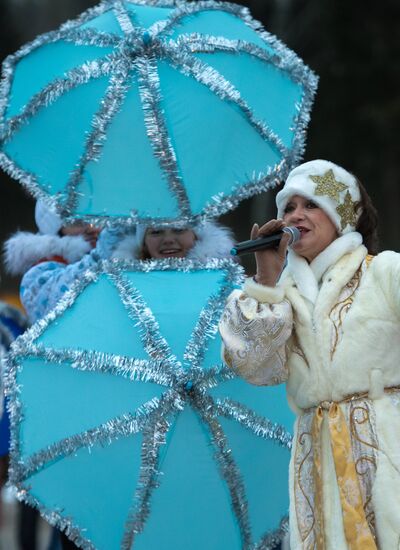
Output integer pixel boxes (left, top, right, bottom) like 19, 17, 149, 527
4, 232, 91, 275
244, 277, 285, 304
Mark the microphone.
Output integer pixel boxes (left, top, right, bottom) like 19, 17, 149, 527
230, 227, 300, 256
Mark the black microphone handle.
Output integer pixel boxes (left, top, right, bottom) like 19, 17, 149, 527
230, 227, 300, 256
232, 233, 281, 255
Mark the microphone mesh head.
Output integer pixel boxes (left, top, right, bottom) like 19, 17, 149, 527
283, 226, 301, 245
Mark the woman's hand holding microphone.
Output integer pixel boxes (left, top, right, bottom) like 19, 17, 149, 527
251, 219, 291, 287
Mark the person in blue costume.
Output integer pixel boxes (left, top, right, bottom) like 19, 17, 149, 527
4, 202, 101, 550
4, 200, 100, 325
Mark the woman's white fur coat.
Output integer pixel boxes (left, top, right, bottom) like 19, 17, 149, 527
220, 244, 400, 549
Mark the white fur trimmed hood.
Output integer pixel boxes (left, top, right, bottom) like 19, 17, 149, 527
111, 221, 235, 261
3, 231, 92, 275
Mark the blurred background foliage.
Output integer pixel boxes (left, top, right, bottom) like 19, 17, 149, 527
1, 0, 399, 299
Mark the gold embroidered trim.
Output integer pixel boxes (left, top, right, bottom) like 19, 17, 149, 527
329, 254, 375, 359
350, 401, 378, 539
329, 267, 362, 358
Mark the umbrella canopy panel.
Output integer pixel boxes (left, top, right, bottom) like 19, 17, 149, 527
6, 259, 294, 549
0, 0, 317, 225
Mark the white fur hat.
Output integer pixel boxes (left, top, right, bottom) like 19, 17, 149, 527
35, 200, 63, 235
276, 160, 361, 234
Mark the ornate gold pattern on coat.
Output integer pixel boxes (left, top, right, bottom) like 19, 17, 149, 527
329, 267, 362, 358
336, 190, 358, 230
291, 329, 309, 366
311, 408, 326, 549
349, 400, 378, 537
219, 292, 292, 385
293, 391, 390, 550
310, 169, 348, 201
329, 256, 374, 358
294, 411, 320, 548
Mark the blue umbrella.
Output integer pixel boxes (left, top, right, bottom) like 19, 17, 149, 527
0, 0, 317, 226
6, 259, 294, 549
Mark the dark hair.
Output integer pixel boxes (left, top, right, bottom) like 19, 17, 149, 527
354, 178, 379, 255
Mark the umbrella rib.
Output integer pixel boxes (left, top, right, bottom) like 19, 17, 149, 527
109, 256, 239, 273
194, 363, 236, 390
149, 1, 249, 39
64, 65, 133, 215
7, 263, 102, 356
124, 0, 179, 8
201, 161, 287, 220
135, 53, 192, 219
0, 0, 121, 124
177, 36, 318, 175
213, 398, 292, 450
162, 44, 288, 158
17, 396, 164, 482
177, 34, 317, 88
64, 27, 123, 48
0, 0, 109, 117
184, 268, 240, 371
108, 269, 182, 372
0, 55, 18, 125
112, 0, 194, 229
1, 56, 115, 144
113, 1, 137, 35
20, 345, 176, 387
190, 390, 253, 549
149, 0, 311, 100
205, 397, 293, 548
121, 390, 183, 549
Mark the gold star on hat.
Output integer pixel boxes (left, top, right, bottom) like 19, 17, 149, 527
336, 191, 357, 230
310, 169, 348, 201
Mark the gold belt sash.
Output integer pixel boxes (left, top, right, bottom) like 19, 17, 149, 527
312, 401, 377, 550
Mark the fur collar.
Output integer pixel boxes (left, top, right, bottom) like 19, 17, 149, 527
111, 221, 235, 261
284, 232, 363, 304
4, 232, 91, 275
